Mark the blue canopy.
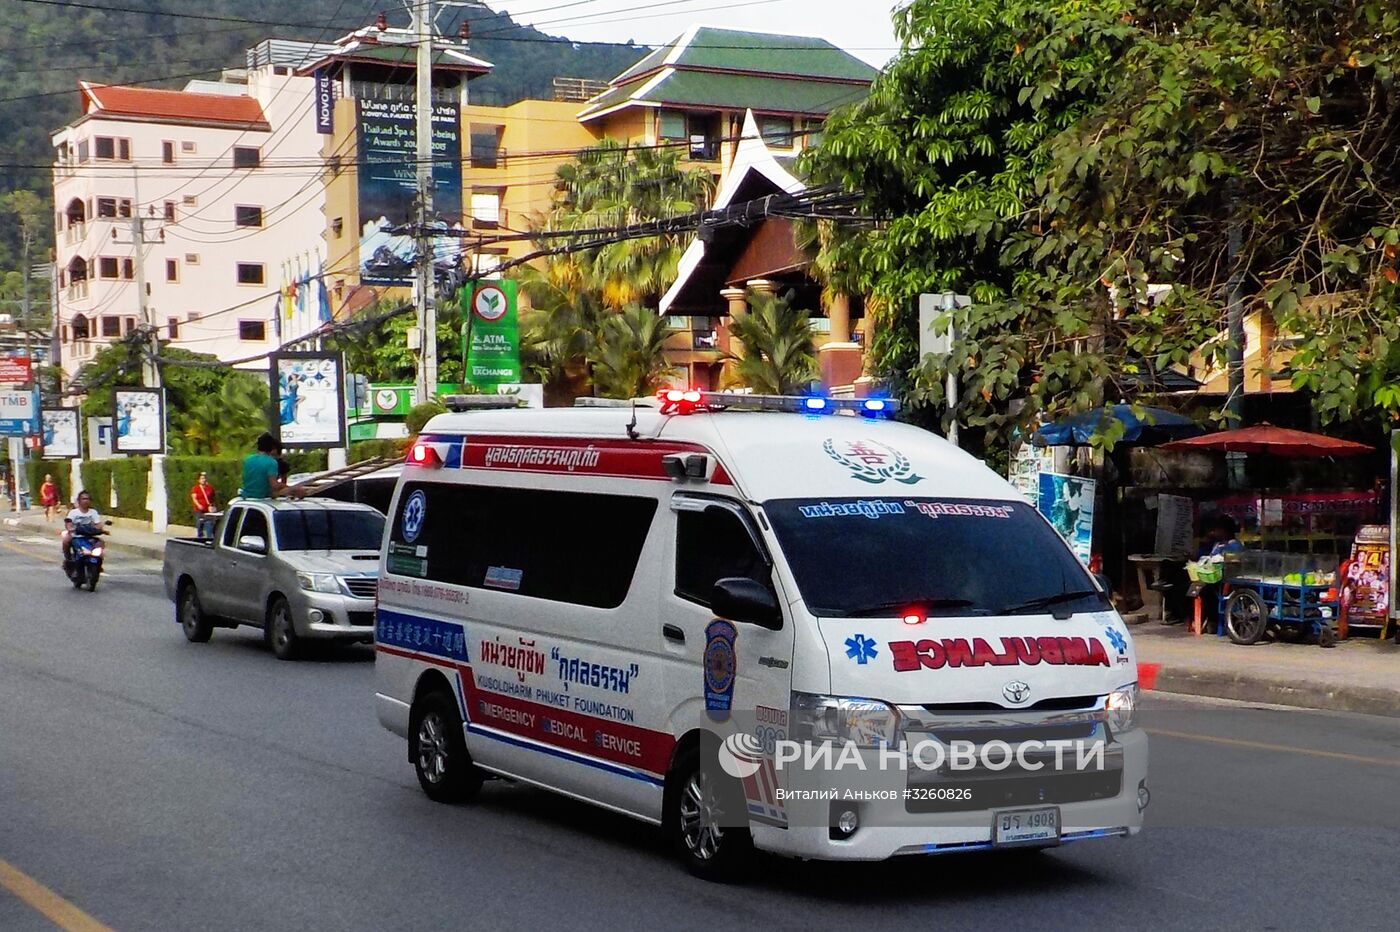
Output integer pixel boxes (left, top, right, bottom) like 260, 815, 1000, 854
1033, 405, 1203, 447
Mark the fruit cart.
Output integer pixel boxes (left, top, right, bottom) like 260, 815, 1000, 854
1217, 551, 1340, 647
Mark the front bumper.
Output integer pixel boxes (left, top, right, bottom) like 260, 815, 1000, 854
747, 728, 1148, 861
296, 591, 377, 638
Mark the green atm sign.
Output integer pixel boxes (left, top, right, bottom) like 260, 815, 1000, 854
462, 280, 521, 385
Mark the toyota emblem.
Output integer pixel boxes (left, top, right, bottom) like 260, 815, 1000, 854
1003, 680, 1031, 705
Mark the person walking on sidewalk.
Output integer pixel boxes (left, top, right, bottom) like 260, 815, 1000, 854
40, 474, 59, 522
190, 471, 219, 538
240, 433, 305, 500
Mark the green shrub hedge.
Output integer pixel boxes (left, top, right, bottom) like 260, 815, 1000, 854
78, 460, 113, 509
110, 458, 152, 521
349, 439, 406, 464
26, 459, 73, 507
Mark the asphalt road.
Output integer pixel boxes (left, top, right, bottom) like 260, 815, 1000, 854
1, 526, 1396, 931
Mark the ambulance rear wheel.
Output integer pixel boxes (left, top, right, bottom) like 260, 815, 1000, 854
667, 743, 753, 882
410, 689, 482, 804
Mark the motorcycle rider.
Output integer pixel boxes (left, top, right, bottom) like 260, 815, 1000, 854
62, 490, 107, 569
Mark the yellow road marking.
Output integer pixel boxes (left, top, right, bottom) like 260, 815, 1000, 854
0, 858, 114, 932
1148, 727, 1400, 769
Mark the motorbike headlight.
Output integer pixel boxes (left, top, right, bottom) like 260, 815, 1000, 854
296, 572, 340, 594
792, 693, 900, 748
90, 547, 104, 558
1105, 683, 1139, 734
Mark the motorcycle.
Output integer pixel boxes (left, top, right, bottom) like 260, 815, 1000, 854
64, 521, 111, 592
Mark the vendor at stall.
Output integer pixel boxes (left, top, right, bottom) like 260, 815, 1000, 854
1200, 515, 1245, 558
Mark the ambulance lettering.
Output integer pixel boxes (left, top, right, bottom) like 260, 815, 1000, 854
888, 636, 1111, 672
479, 636, 546, 682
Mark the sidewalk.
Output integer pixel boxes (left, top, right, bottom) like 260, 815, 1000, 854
1134, 621, 1400, 717
1, 508, 180, 562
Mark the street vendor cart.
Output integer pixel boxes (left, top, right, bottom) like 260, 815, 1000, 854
1218, 551, 1340, 647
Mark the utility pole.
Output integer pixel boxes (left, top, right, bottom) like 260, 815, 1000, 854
413, 0, 438, 403
131, 165, 161, 388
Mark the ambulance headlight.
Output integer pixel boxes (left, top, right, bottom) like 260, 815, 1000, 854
792, 693, 900, 748
296, 572, 340, 594
1104, 683, 1138, 734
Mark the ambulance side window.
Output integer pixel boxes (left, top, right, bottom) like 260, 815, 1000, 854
675, 505, 770, 606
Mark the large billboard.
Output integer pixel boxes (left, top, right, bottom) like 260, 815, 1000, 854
112, 387, 165, 453
272, 351, 346, 449
356, 98, 463, 285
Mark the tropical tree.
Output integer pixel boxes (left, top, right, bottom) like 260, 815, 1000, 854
588, 304, 677, 399
175, 373, 268, 456
326, 299, 464, 385
724, 290, 818, 394
515, 262, 607, 394
539, 140, 714, 308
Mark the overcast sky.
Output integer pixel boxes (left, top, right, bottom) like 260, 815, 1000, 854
485, 0, 903, 68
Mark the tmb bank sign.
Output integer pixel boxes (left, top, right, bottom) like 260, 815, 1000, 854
0, 389, 38, 436
314, 69, 334, 135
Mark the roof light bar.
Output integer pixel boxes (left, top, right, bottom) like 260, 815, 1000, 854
655, 390, 900, 418
442, 395, 525, 412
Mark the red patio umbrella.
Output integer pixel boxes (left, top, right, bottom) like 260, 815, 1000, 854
1158, 424, 1374, 458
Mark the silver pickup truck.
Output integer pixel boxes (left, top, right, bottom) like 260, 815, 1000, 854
163, 498, 385, 660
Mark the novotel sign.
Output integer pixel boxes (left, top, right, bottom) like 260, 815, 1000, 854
314, 69, 334, 135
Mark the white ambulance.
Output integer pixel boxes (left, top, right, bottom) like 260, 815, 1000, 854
374, 391, 1147, 878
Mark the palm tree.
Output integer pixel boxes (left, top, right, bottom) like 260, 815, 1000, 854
538, 140, 714, 308
725, 289, 818, 394
588, 304, 677, 399
175, 375, 268, 456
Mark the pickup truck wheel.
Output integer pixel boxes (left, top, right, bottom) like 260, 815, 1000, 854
268, 597, 300, 661
180, 584, 213, 643
410, 690, 482, 803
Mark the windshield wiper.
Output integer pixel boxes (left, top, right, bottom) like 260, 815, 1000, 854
999, 589, 1106, 616
842, 598, 981, 618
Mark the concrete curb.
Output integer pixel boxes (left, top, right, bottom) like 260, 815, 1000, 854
1139, 661, 1400, 718
102, 538, 167, 562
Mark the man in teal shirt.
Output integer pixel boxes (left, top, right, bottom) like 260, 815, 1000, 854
242, 433, 304, 499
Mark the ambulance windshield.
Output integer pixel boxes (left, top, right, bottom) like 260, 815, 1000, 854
763, 498, 1106, 619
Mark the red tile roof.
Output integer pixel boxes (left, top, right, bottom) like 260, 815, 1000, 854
80, 82, 269, 128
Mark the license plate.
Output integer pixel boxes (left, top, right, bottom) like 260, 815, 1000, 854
993, 807, 1060, 846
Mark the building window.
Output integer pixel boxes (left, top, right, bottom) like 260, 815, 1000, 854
121, 258, 134, 280
470, 191, 501, 229
123, 316, 136, 334
187, 311, 200, 321
96, 197, 117, 219
166, 259, 179, 282
469, 126, 502, 169
98, 257, 119, 279
659, 110, 686, 140
101, 315, 121, 337
274, 65, 292, 76
758, 115, 796, 148
182, 141, 196, 153
77, 140, 90, 162
162, 141, 175, 164
238, 320, 266, 341
94, 136, 131, 160
167, 317, 180, 339
72, 315, 90, 340
686, 112, 720, 160
184, 253, 200, 265
236, 263, 265, 285
62, 325, 69, 343
331, 217, 343, 237
234, 205, 264, 228
164, 201, 176, 221
232, 146, 261, 168
182, 195, 198, 207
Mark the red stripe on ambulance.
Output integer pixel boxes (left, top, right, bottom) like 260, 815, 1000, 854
458, 435, 732, 484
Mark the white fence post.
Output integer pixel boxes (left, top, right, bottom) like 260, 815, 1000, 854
149, 454, 168, 533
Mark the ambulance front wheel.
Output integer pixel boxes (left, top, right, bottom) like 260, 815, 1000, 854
666, 741, 753, 882
410, 689, 483, 804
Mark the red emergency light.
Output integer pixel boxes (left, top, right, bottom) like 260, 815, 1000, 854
408, 442, 442, 468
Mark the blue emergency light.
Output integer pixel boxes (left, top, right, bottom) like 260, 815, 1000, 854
656, 390, 899, 418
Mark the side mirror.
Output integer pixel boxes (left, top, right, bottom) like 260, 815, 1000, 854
711, 577, 782, 630
238, 535, 267, 555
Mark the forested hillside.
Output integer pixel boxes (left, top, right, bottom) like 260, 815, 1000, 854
0, 0, 645, 276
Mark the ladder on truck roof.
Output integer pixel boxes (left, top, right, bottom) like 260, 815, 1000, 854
291, 455, 399, 497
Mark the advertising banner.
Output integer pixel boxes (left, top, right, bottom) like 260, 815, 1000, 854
1037, 472, 1096, 567
41, 408, 81, 458
314, 69, 334, 134
112, 387, 164, 453
463, 280, 522, 385
0, 355, 32, 385
356, 98, 462, 284
0, 388, 38, 436
272, 352, 346, 448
